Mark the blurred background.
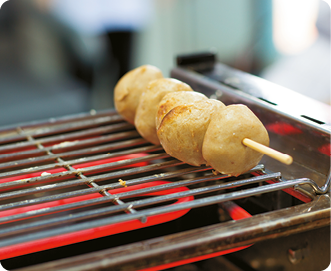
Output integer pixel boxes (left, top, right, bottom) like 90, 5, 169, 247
0, 0, 329, 126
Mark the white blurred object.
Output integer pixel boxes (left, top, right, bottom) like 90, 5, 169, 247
49, 0, 153, 35
272, 0, 320, 54
0, 0, 8, 9
262, 0, 330, 104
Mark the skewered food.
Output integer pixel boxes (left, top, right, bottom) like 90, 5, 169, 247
157, 99, 226, 166
202, 104, 269, 176
134, 78, 193, 145
114, 65, 163, 124
156, 91, 208, 130
113, 65, 291, 177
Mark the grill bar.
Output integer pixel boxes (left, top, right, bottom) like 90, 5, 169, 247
0, 122, 133, 154
22, 123, 140, 217
24, 195, 329, 271
0, 130, 141, 162
0, 143, 162, 177
0, 112, 123, 145
0, 171, 278, 225
0, 109, 328, 264
0, 160, 198, 212
0, 172, 281, 238
0, 175, 319, 249
0, 153, 172, 196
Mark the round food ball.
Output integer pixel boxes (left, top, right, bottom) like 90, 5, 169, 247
135, 78, 193, 145
157, 99, 225, 166
202, 104, 269, 176
156, 91, 208, 130
114, 65, 163, 124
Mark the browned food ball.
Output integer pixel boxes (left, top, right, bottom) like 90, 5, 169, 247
157, 99, 226, 166
114, 65, 163, 124
202, 104, 269, 176
156, 91, 208, 130
134, 78, 193, 145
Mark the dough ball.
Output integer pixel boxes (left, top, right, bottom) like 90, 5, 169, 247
114, 65, 163, 124
202, 104, 269, 176
156, 91, 208, 129
157, 99, 225, 166
134, 78, 193, 145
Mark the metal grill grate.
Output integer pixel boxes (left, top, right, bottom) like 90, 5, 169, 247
0, 109, 328, 261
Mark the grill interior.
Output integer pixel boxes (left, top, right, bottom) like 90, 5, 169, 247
0, 109, 329, 270
0, 56, 330, 270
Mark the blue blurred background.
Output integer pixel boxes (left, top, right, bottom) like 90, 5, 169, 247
0, 0, 329, 126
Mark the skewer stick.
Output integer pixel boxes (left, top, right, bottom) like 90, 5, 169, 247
242, 138, 293, 165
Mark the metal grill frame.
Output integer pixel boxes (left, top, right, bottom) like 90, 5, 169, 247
1, 56, 331, 269
0, 109, 329, 270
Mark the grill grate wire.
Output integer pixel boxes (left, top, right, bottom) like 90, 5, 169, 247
0, 109, 321, 260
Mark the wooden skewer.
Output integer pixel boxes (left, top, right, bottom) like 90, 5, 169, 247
242, 138, 293, 165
